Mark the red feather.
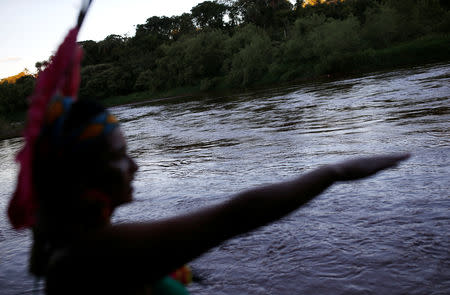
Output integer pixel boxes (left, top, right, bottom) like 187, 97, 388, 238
8, 27, 83, 229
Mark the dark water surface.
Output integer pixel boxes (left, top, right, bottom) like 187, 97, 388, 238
1, 63, 449, 294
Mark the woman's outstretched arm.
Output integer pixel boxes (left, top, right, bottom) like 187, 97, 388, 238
59, 153, 410, 284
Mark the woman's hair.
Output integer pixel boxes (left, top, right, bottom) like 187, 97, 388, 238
33, 98, 109, 205
31, 98, 114, 276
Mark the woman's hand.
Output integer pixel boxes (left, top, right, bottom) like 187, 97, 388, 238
330, 153, 410, 181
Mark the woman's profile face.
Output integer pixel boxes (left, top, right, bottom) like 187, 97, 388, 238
103, 127, 138, 206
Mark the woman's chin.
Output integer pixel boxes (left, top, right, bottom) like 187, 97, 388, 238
125, 187, 134, 203
114, 188, 134, 206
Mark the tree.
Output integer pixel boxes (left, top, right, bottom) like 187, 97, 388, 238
35, 60, 50, 73
170, 13, 196, 39
79, 40, 101, 66
362, 4, 402, 48
136, 16, 177, 40
96, 34, 128, 63
0, 71, 35, 115
223, 24, 275, 86
234, 0, 273, 27
191, 1, 228, 29
294, 0, 305, 9
232, 0, 293, 29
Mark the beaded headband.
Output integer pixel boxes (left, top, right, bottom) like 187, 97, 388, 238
44, 96, 118, 150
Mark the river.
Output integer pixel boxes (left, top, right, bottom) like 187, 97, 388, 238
0, 63, 449, 294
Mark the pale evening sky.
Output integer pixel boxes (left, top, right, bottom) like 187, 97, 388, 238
1, 1, 297, 79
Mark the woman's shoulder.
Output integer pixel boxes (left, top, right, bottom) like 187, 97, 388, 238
45, 243, 150, 294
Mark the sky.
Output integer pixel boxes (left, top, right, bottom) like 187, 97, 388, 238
0, 0, 227, 79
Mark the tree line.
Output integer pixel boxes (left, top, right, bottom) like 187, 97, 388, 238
1, 0, 449, 117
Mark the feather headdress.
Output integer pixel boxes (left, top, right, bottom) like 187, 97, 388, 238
8, 1, 93, 229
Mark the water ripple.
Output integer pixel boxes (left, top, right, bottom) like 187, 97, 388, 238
1, 63, 449, 295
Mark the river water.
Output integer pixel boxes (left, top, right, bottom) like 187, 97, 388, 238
0, 63, 449, 294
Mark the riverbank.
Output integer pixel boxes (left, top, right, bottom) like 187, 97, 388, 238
0, 113, 25, 140
87, 34, 450, 107
1, 35, 449, 141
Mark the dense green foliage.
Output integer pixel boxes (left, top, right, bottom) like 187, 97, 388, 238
1, 0, 449, 119
0, 75, 35, 115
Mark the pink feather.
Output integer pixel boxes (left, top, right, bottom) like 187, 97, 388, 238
8, 27, 82, 229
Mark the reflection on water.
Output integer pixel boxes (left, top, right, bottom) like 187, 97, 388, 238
1, 63, 449, 294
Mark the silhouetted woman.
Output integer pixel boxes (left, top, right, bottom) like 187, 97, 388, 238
8, 2, 409, 294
